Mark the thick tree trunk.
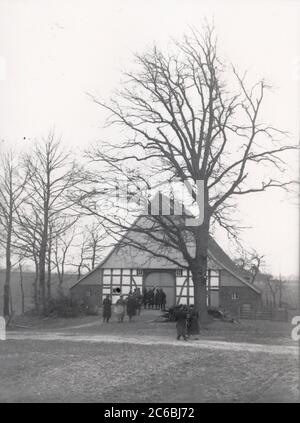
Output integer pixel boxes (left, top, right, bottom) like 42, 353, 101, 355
191, 263, 210, 324
47, 251, 52, 302
9, 286, 13, 316
39, 248, 46, 313
33, 257, 39, 311
57, 267, 64, 297
39, 204, 48, 313
19, 264, 25, 314
39, 228, 47, 314
191, 205, 210, 324
3, 217, 12, 317
3, 284, 10, 317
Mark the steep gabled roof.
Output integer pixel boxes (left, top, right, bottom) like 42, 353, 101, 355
71, 214, 260, 294
207, 237, 261, 293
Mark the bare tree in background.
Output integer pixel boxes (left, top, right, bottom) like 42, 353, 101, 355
82, 222, 107, 272
22, 132, 84, 313
0, 152, 28, 317
14, 209, 42, 309
80, 25, 297, 323
263, 274, 287, 309
52, 225, 76, 294
68, 237, 88, 281
234, 249, 265, 284
67, 222, 108, 279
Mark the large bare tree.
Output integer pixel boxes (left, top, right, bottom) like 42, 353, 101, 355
80, 26, 296, 322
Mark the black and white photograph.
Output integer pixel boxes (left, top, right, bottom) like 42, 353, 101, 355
0, 0, 299, 406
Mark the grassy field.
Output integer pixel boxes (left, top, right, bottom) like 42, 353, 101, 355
1, 311, 299, 403
0, 338, 298, 403
10, 309, 298, 345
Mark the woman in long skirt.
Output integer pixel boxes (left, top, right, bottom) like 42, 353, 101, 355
115, 296, 126, 322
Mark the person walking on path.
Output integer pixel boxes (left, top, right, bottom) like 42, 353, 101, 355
175, 308, 188, 341
115, 296, 126, 322
102, 295, 112, 323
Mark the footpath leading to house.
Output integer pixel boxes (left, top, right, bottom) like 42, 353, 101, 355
6, 330, 298, 356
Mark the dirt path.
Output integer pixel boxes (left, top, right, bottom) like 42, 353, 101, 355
6, 330, 298, 356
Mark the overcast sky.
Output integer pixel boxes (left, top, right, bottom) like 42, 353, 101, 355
0, 0, 299, 277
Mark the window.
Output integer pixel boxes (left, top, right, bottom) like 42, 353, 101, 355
208, 269, 220, 290
137, 269, 143, 276
176, 269, 183, 277
232, 292, 239, 300
210, 277, 219, 289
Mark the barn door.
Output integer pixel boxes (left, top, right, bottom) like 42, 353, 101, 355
144, 271, 175, 307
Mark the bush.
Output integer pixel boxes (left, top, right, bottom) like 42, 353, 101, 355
44, 295, 86, 318
164, 304, 194, 321
164, 305, 234, 322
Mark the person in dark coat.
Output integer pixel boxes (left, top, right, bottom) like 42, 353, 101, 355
187, 308, 200, 338
126, 292, 136, 321
136, 291, 143, 316
133, 287, 142, 316
154, 288, 161, 310
147, 288, 155, 309
175, 308, 188, 341
142, 287, 148, 309
161, 289, 166, 310
102, 295, 112, 323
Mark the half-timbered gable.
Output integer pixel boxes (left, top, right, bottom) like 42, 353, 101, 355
71, 215, 261, 316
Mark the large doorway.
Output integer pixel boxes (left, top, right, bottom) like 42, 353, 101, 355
144, 271, 175, 307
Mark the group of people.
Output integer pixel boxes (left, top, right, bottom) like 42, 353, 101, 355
103, 287, 200, 342
142, 287, 167, 310
102, 288, 143, 323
